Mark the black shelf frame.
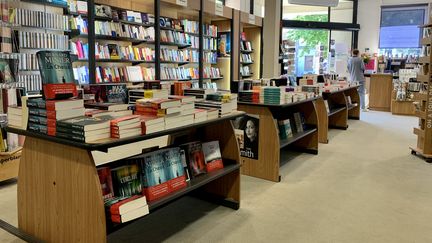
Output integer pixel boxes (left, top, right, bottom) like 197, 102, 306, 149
279, 127, 317, 149
328, 106, 346, 117
6, 112, 245, 152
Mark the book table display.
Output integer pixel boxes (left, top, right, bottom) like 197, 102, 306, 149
237, 98, 319, 182
315, 86, 360, 143
6, 112, 244, 243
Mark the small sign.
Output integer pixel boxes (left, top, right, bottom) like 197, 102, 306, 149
215, 2, 224, 16
248, 14, 255, 25
176, 0, 187, 7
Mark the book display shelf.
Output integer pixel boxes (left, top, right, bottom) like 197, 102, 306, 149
411, 24, 432, 162
6, 111, 244, 242
316, 86, 360, 143
238, 98, 319, 182
202, 2, 237, 90
239, 12, 262, 81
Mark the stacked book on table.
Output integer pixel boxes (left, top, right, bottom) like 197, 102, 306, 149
27, 98, 85, 136
194, 91, 238, 117
238, 90, 260, 103
262, 87, 283, 105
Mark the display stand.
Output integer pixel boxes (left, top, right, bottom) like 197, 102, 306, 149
411, 26, 432, 162
317, 86, 360, 143
369, 74, 393, 111
237, 98, 319, 182
0, 148, 21, 182
6, 112, 244, 243
239, 12, 262, 81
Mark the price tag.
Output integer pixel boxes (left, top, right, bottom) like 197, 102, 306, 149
248, 14, 255, 25
176, 0, 187, 7
215, 2, 224, 16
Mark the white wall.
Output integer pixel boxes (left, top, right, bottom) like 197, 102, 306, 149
358, 0, 429, 54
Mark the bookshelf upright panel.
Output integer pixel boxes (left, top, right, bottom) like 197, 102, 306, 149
239, 12, 262, 81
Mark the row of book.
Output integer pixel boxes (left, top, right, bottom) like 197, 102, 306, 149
181, 19, 199, 34
203, 67, 222, 79
204, 52, 217, 64
11, 8, 69, 31
71, 40, 155, 61
70, 1, 156, 26
98, 140, 224, 223
204, 24, 218, 38
74, 66, 156, 84
241, 40, 253, 52
71, 17, 155, 41
160, 48, 198, 63
277, 112, 306, 140
240, 53, 253, 63
18, 31, 69, 50
160, 30, 198, 47
161, 67, 198, 81
204, 37, 218, 51
17, 53, 38, 71
16, 74, 42, 92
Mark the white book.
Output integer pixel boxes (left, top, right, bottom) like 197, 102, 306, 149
118, 205, 149, 223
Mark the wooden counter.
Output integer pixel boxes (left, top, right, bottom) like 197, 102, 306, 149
369, 74, 393, 111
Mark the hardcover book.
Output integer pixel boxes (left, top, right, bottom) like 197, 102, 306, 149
97, 167, 114, 200
56, 115, 110, 132
86, 85, 128, 104
163, 148, 187, 191
36, 51, 77, 100
180, 141, 207, 178
139, 150, 170, 201
111, 164, 141, 198
202, 141, 224, 172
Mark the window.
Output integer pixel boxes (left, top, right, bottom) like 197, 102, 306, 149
379, 5, 427, 49
330, 0, 353, 23
282, 0, 328, 21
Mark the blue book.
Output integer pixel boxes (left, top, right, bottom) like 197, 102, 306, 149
163, 148, 184, 180
140, 151, 168, 187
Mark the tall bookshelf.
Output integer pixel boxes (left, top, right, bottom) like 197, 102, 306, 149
239, 11, 262, 81
411, 24, 432, 161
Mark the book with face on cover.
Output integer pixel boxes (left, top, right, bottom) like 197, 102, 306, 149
202, 141, 224, 172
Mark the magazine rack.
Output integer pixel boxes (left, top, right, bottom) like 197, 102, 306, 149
6, 112, 244, 243
317, 86, 360, 143
237, 98, 319, 182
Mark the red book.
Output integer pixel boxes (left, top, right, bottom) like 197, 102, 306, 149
44, 83, 78, 100
97, 167, 114, 199
110, 115, 140, 126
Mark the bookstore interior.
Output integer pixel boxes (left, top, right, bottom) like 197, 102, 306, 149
1, 0, 432, 242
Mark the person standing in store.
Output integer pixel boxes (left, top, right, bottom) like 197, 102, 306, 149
347, 49, 367, 111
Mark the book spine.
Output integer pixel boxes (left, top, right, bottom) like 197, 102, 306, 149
56, 122, 85, 131
56, 131, 85, 142
56, 126, 85, 136
27, 99, 46, 109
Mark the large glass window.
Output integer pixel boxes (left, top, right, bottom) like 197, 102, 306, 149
282, 28, 330, 77
379, 5, 427, 53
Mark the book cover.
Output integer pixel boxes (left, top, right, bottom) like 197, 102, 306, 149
163, 148, 187, 191
108, 44, 120, 60
95, 5, 112, 18
202, 141, 224, 172
179, 149, 191, 181
180, 141, 207, 178
111, 165, 141, 198
36, 51, 77, 100
97, 167, 114, 200
56, 116, 110, 131
140, 150, 170, 201
86, 85, 128, 104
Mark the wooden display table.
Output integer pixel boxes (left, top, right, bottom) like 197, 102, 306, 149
6, 112, 244, 243
237, 98, 319, 182
369, 74, 393, 111
316, 86, 360, 143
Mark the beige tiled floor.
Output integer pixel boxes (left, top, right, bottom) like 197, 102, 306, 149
2, 111, 432, 242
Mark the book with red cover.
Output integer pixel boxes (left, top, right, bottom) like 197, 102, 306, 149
109, 195, 142, 215
36, 51, 78, 100
97, 167, 114, 200
110, 115, 141, 126
202, 141, 224, 172
136, 98, 181, 109
179, 141, 207, 178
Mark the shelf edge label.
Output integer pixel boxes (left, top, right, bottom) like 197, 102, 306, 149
248, 14, 255, 25
176, 0, 188, 7
215, 2, 224, 16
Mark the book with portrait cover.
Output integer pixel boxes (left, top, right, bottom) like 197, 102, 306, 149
86, 84, 127, 104
162, 147, 187, 191
36, 51, 77, 100
138, 150, 170, 201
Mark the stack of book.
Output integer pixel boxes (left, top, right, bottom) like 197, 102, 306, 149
192, 108, 207, 123
262, 87, 283, 105
27, 98, 85, 136
238, 90, 260, 103
85, 103, 132, 118
56, 116, 111, 143
110, 115, 142, 138
195, 92, 238, 117
140, 115, 164, 134
128, 88, 168, 103
7, 106, 24, 129
104, 195, 148, 224
183, 88, 215, 99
